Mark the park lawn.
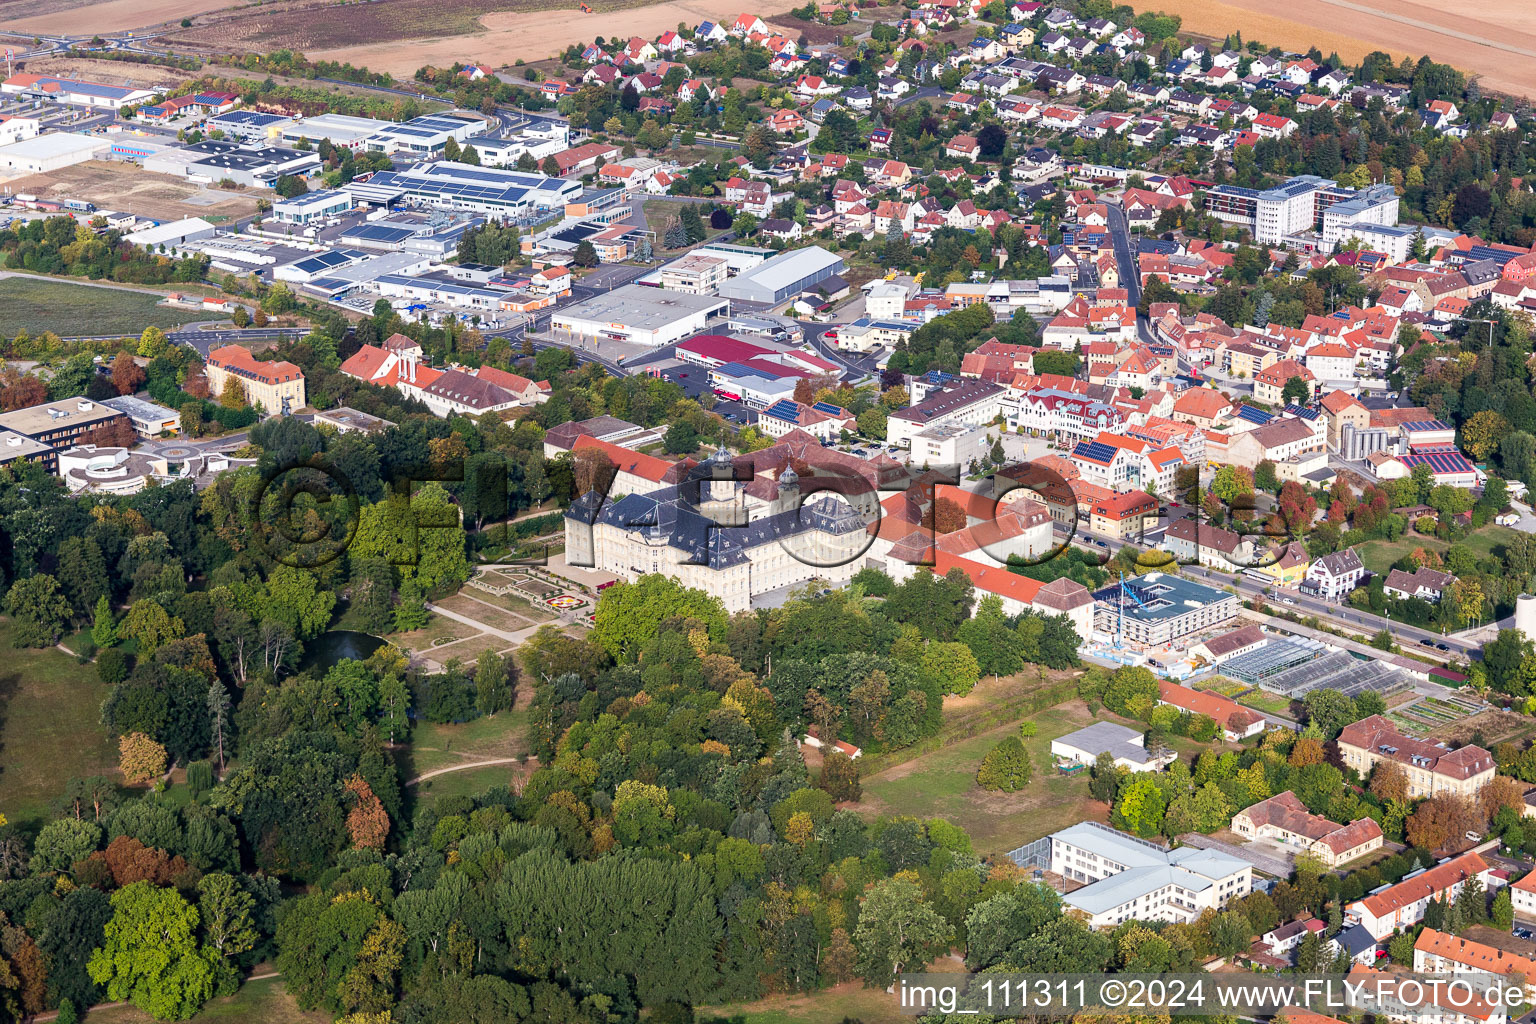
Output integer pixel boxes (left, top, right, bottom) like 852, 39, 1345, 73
406, 709, 531, 776
86, 974, 326, 1024
0, 619, 119, 826
1354, 535, 1448, 574
0, 277, 225, 338
1462, 523, 1524, 561
410, 761, 527, 804
851, 698, 1113, 858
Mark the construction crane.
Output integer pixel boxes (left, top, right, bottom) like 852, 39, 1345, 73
1113, 571, 1152, 650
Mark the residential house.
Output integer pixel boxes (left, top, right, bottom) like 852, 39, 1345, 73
1383, 567, 1457, 604
1302, 548, 1365, 600
1346, 852, 1497, 940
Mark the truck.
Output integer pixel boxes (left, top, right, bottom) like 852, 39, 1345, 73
63, 199, 96, 212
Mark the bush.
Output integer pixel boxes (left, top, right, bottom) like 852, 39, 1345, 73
97, 646, 129, 684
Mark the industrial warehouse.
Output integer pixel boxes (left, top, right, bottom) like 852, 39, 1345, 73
550, 286, 731, 347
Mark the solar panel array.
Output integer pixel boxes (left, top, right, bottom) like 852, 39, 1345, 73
291, 248, 367, 274
1235, 405, 1273, 425
1400, 450, 1473, 474
1401, 420, 1451, 433
1283, 404, 1320, 421
1074, 439, 1117, 464
812, 401, 844, 416
762, 399, 801, 422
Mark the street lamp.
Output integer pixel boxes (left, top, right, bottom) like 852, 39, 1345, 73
1468, 317, 1497, 349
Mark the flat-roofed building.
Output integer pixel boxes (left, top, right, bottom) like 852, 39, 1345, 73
346, 160, 579, 216
0, 131, 109, 173
1093, 572, 1238, 645
272, 189, 354, 225
364, 112, 491, 157
0, 397, 128, 471
280, 113, 393, 149
0, 430, 52, 469
551, 285, 729, 347
312, 407, 395, 434
716, 245, 845, 304
658, 253, 729, 294
206, 110, 293, 143
100, 395, 181, 438
1047, 821, 1252, 928
1050, 721, 1173, 772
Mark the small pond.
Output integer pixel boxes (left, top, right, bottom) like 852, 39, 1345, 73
300, 630, 387, 673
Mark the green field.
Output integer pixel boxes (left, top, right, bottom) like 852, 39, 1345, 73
854, 700, 1113, 857
1239, 690, 1298, 717
1354, 535, 1449, 574
705, 980, 912, 1024
1461, 524, 1524, 561
0, 618, 119, 826
87, 974, 326, 1024
1354, 523, 1522, 575
0, 277, 224, 338
406, 709, 530, 776
410, 762, 525, 803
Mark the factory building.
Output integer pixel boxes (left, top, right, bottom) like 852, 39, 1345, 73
716, 245, 845, 304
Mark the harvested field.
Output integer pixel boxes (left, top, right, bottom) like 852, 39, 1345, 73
1, 0, 235, 33
304, 0, 752, 77
11, 56, 194, 91
162, 0, 505, 53
0, 161, 262, 223
0, 276, 224, 338
1148, 0, 1536, 98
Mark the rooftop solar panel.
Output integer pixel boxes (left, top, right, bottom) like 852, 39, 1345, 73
812, 401, 843, 416
1074, 440, 1117, 463
763, 400, 801, 421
